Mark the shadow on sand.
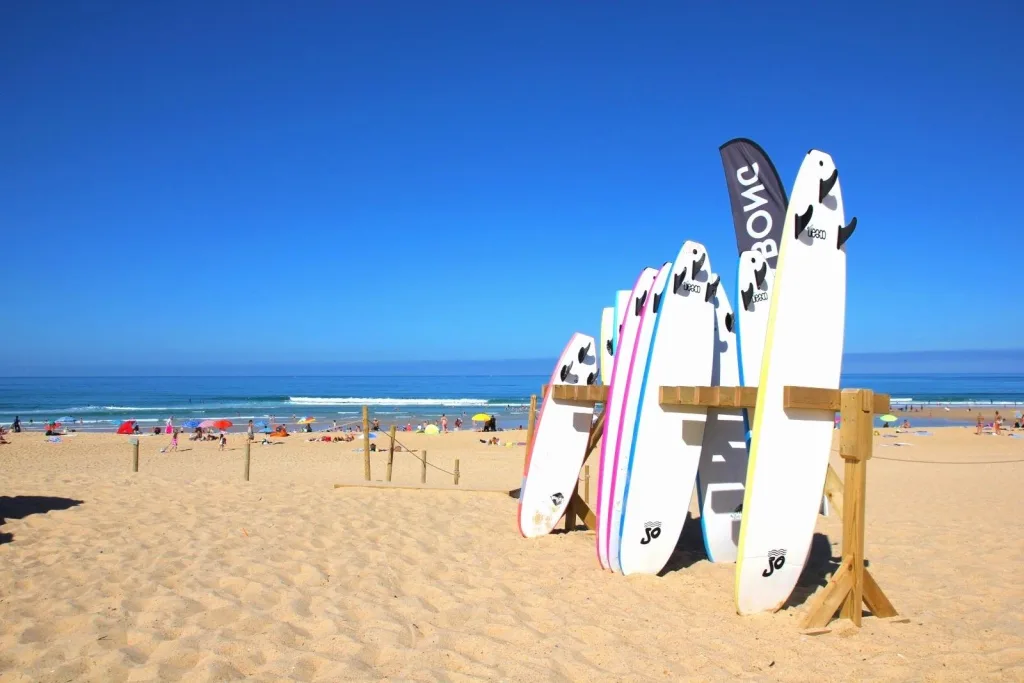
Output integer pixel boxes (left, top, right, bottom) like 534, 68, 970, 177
0, 496, 83, 545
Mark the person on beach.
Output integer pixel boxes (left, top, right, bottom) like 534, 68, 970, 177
166, 417, 173, 435
12, 416, 20, 433
441, 414, 448, 433
247, 420, 254, 442
454, 417, 462, 431
219, 432, 227, 451
976, 414, 984, 435
994, 412, 1003, 435
169, 429, 179, 452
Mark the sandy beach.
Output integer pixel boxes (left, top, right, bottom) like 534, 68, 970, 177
2, 426, 1023, 681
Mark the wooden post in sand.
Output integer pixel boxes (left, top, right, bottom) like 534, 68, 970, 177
132, 439, 139, 472
525, 394, 538, 452
454, 459, 460, 485
801, 389, 899, 629
583, 465, 590, 504
421, 450, 428, 483
362, 406, 371, 481
386, 425, 396, 482
243, 441, 251, 481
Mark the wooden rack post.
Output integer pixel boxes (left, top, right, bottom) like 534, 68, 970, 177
658, 384, 898, 629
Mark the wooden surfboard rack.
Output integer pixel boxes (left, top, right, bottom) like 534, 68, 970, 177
530, 383, 898, 629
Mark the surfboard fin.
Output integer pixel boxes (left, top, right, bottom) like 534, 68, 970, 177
672, 268, 688, 294
605, 339, 614, 356
586, 372, 596, 385
725, 312, 734, 333
692, 252, 706, 276
794, 205, 813, 238
704, 275, 720, 303
652, 292, 662, 313
837, 217, 857, 249
819, 168, 838, 202
578, 343, 591, 363
634, 291, 647, 315
754, 261, 768, 288
741, 283, 754, 310
560, 362, 573, 382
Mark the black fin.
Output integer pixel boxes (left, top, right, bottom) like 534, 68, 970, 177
606, 339, 613, 356
754, 261, 768, 288
794, 205, 813, 238
586, 372, 596, 385
819, 168, 838, 202
704, 275, 720, 303
652, 291, 662, 313
560, 364, 569, 382
837, 217, 857, 249
692, 252, 706, 276
725, 312, 734, 333
634, 291, 647, 315
741, 283, 754, 310
577, 343, 591, 363
672, 268, 688, 294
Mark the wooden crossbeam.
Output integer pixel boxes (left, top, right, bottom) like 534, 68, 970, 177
547, 384, 607, 403
657, 385, 890, 414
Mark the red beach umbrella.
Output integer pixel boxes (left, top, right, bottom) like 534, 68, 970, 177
116, 420, 137, 435
213, 419, 233, 431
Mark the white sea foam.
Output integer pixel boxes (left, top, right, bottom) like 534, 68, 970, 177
288, 397, 515, 407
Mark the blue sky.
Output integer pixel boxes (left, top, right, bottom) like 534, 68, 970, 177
2, 0, 1020, 370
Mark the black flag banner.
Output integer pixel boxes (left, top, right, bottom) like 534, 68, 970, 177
718, 138, 788, 268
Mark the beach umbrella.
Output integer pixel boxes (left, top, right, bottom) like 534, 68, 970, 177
213, 419, 233, 431
471, 413, 491, 422
424, 424, 440, 435
260, 427, 273, 434
56, 416, 76, 424
254, 420, 268, 428
182, 419, 202, 429
879, 414, 897, 423
116, 420, 137, 435
297, 417, 315, 424
199, 419, 217, 429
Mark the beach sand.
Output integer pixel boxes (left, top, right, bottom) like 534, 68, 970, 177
1, 426, 1023, 681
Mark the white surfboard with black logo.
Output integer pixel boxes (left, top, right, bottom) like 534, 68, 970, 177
596, 268, 659, 569
617, 242, 716, 576
518, 332, 599, 538
735, 150, 856, 614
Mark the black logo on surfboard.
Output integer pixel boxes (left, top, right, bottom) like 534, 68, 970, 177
762, 549, 787, 577
640, 521, 662, 545
550, 492, 564, 507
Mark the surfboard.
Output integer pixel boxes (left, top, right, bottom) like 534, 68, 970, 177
616, 242, 717, 576
694, 280, 748, 564
606, 262, 673, 573
736, 250, 774, 390
596, 269, 659, 569
518, 332, 599, 538
600, 307, 614, 385
612, 290, 630, 362
735, 149, 856, 614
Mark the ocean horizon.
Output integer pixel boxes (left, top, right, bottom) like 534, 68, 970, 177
2, 350, 1023, 431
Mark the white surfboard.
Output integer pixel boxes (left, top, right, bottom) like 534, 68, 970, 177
736, 250, 774, 390
617, 242, 717, 576
694, 282, 748, 563
735, 149, 856, 614
606, 262, 673, 573
518, 332, 599, 538
596, 269, 658, 569
612, 290, 630, 360
600, 307, 614, 385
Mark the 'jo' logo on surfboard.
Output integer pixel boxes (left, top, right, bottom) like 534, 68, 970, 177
640, 521, 662, 545
762, 549, 787, 577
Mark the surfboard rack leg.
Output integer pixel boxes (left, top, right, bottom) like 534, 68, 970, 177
802, 388, 897, 629
565, 408, 604, 531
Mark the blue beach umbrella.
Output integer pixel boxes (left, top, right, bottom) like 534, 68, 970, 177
260, 427, 273, 434
254, 420, 268, 428
182, 419, 202, 429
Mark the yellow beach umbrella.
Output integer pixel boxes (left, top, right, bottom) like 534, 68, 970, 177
297, 417, 316, 424
424, 424, 440, 435
472, 413, 491, 422
879, 414, 897, 423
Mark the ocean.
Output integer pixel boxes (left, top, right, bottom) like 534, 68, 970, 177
2, 368, 1024, 432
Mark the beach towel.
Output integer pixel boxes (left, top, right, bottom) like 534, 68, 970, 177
47, 436, 61, 444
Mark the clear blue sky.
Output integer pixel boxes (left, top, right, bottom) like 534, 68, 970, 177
2, 0, 1020, 370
